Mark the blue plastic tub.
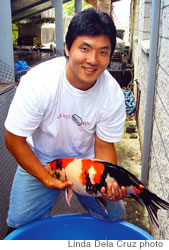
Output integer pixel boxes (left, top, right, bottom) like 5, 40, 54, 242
4, 214, 154, 240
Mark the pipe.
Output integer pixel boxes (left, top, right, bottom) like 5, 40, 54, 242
52, 0, 64, 55
0, 0, 14, 84
75, 0, 82, 13
141, 0, 161, 185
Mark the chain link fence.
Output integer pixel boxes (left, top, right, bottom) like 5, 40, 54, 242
0, 59, 15, 84
0, 59, 17, 239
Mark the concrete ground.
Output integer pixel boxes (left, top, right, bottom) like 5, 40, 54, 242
51, 116, 151, 234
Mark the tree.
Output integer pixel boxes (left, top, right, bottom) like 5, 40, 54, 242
63, 0, 93, 16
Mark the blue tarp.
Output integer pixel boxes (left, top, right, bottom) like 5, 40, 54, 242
14, 60, 29, 79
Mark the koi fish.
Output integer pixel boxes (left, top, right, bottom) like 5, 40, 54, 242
46, 158, 169, 228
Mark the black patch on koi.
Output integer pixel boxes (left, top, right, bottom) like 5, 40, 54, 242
55, 160, 63, 170
49, 167, 61, 179
85, 171, 108, 195
55, 172, 61, 179
85, 173, 98, 195
97, 161, 142, 188
84, 161, 142, 195
48, 159, 63, 180
49, 159, 63, 170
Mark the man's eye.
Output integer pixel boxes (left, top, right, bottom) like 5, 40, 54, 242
100, 51, 108, 55
81, 47, 88, 52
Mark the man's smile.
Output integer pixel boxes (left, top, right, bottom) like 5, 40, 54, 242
82, 66, 97, 74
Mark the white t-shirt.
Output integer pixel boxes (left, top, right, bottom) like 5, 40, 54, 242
5, 57, 126, 165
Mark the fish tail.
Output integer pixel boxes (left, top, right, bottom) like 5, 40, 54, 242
138, 189, 169, 228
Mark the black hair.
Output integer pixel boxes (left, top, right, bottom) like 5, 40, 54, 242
65, 8, 116, 58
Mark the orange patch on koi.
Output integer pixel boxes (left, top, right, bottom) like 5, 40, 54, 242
132, 185, 144, 195
81, 159, 105, 185
50, 158, 74, 170
50, 161, 57, 169
61, 158, 74, 168
139, 184, 144, 189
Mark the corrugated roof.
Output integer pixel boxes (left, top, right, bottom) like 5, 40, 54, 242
11, 0, 121, 22
11, 0, 71, 22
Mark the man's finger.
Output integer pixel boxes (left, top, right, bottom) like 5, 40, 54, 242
54, 179, 72, 190
107, 183, 113, 197
113, 182, 120, 198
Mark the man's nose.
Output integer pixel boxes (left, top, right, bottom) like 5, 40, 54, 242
87, 51, 98, 65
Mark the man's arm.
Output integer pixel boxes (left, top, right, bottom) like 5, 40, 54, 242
5, 130, 72, 190
94, 135, 127, 201
94, 135, 117, 164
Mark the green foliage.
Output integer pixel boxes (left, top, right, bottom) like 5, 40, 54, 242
63, 0, 93, 16
12, 24, 18, 45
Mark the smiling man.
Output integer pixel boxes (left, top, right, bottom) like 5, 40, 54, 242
5, 9, 126, 230
65, 35, 111, 90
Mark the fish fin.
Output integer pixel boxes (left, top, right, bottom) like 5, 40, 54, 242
139, 189, 169, 228
95, 197, 108, 214
65, 188, 73, 207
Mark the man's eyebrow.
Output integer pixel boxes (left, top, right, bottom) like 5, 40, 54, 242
79, 42, 111, 50
79, 42, 92, 47
99, 45, 111, 50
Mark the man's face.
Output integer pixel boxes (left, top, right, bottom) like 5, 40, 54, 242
65, 35, 111, 91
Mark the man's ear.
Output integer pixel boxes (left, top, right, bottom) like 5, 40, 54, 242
64, 44, 70, 57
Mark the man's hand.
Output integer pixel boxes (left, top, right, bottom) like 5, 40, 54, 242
94, 136, 128, 201
5, 130, 73, 190
45, 175, 73, 190
101, 182, 127, 201
44, 163, 73, 190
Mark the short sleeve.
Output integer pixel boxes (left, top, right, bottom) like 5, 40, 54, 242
5, 67, 50, 137
96, 82, 126, 143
